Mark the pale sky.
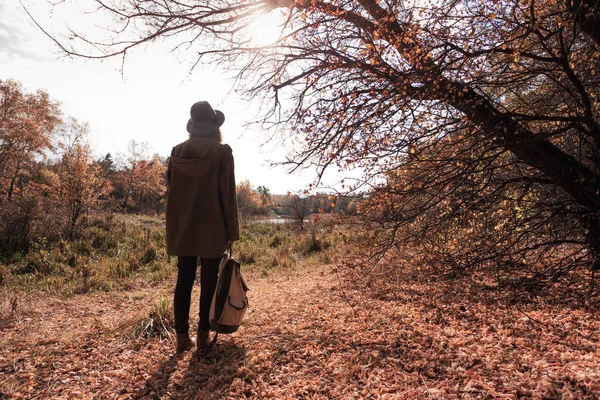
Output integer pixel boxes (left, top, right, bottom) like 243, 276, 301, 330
0, 0, 343, 194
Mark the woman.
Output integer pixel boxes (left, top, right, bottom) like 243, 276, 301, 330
166, 101, 239, 353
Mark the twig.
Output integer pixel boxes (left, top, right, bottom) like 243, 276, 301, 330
136, 364, 157, 394
334, 266, 360, 316
515, 304, 546, 327
514, 303, 598, 343
419, 372, 430, 391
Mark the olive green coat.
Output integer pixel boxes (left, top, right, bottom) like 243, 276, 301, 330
166, 137, 239, 257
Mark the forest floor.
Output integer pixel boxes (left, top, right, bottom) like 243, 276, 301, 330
1, 262, 599, 399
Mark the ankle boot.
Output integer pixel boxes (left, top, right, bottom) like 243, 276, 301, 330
176, 333, 193, 353
197, 330, 211, 350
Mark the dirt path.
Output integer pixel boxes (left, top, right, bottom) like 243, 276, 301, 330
1, 265, 599, 399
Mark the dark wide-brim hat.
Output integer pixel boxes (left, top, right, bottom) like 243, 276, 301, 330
186, 101, 225, 136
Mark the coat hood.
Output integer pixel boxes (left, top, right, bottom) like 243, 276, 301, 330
171, 154, 220, 177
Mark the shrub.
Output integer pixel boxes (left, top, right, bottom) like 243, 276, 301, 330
269, 233, 287, 248
147, 264, 173, 283
135, 297, 174, 340
140, 246, 158, 265
307, 236, 323, 253
85, 227, 118, 251
250, 223, 277, 236
66, 253, 79, 268
108, 259, 134, 279
0, 197, 39, 256
72, 239, 93, 255
240, 229, 258, 245
237, 241, 260, 265
15, 243, 65, 276
304, 220, 331, 254
266, 245, 295, 273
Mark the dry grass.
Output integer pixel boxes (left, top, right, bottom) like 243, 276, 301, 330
0, 214, 174, 296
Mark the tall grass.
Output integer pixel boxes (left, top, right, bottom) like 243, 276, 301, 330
0, 213, 174, 295
236, 217, 346, 276
134, 296, 174, 340
0, 213, 349, 298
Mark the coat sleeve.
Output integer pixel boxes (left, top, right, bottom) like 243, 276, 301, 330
166, 147, 175, 187
219, 145, 240, 241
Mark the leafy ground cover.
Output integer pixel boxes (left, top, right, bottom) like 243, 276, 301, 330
1, 258, 599, 399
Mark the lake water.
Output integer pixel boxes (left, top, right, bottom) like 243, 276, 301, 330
257, 218, 293, 224
253, 218, 309, 224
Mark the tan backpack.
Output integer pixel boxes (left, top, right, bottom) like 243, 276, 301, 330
208, 249, 249, 347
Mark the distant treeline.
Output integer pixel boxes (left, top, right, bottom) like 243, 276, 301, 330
235, 179, 360, 223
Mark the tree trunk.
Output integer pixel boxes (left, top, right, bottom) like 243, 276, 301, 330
445, 84, 600, 212
7, 165, 21, 200
587, 216, 600, 271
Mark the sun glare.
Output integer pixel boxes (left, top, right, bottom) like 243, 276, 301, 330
248, 11, 283, 47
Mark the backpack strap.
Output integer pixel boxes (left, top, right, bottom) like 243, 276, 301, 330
206, 332, 218, 351
206, 246, 231, 352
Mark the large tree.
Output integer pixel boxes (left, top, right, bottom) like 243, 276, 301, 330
42, 0, 600, 274
0, 79, 61, 200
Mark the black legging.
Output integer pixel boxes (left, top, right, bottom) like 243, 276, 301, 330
174, 256, 221, 334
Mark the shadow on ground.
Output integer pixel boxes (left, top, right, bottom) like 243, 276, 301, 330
135, 338, 246, 399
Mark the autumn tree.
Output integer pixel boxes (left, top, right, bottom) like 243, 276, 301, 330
132, 154, 168, 214
237, 179, 262, 223
257, 185, 272, 214
54, 118, 109, 238
0, 79, 62, 254
0, 79, 61, 200
116, 140, 149, 209
42, 0, 600, 280
109, 140, 166, 213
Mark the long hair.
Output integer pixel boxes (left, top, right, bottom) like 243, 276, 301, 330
189, 128, 222, 143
